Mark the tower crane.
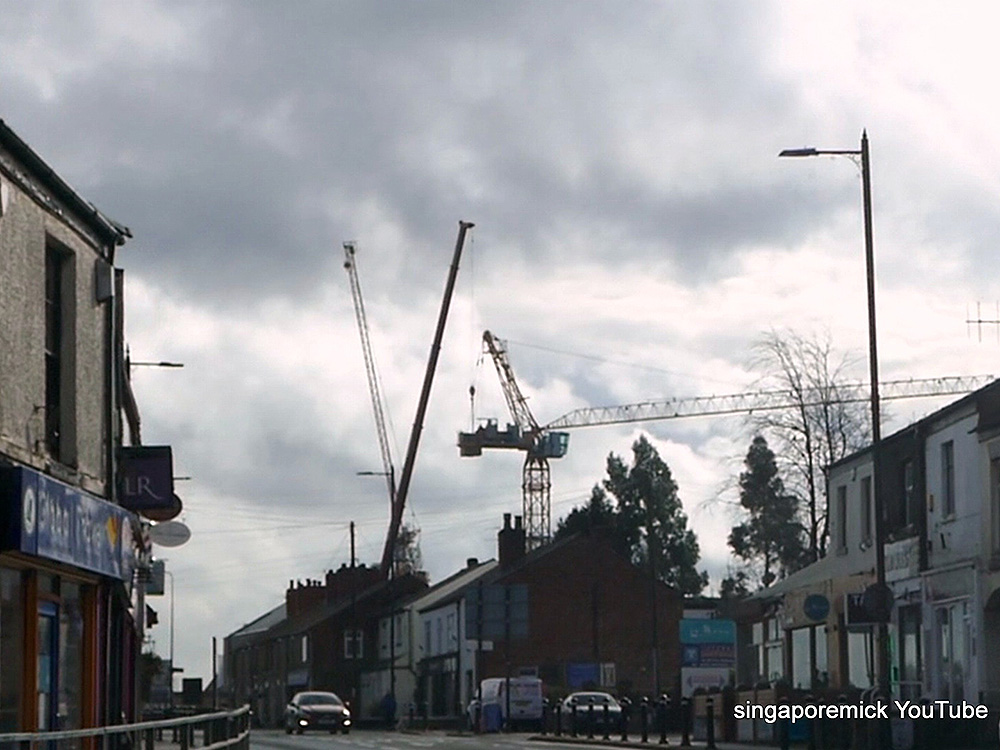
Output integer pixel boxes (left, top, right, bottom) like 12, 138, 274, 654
344, 242, 397, 507
458, 331, 569, 549
458, 331, 994, 550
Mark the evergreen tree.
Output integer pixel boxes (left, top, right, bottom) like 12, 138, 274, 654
556, 434, 707, 595
728, 435, 806, 587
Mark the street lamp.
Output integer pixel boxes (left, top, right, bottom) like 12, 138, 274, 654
129, 361, 184, 368
780, 131, 891, 709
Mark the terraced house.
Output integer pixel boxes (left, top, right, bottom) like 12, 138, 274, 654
0, 119, 145, 733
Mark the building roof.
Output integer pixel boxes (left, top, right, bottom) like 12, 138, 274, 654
826, 377, 1000, 473
411, 559, 498, 614
0, 118, 131, 249
748, 549, 874, 601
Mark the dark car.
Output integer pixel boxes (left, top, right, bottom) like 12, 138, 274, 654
284, 691, 352, 734
561, 691, 623, 731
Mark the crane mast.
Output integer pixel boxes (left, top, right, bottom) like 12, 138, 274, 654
344, 242, 397, 505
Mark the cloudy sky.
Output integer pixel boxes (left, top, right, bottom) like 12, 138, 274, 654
6, 1, 1000, 684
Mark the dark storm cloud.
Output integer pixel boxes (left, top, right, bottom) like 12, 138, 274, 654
1, 0, 828, 306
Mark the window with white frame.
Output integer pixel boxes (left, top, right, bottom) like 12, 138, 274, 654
942, 441, 955, 517
344, 629, 363, 659
860, 476, 872, 545
836, 485, 848, 553
752, 617, 784, 683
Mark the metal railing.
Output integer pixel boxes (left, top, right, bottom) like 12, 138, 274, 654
0, 706, 251, 750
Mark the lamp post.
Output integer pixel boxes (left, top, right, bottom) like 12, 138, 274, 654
780, 131, 891, 720
164, 569, 176, 711
357, 470, 397, 720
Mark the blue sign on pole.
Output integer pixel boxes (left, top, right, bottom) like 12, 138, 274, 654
680, 619, 736, 645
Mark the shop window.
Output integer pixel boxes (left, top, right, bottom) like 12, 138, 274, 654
58, 582, 83, 737
790, 625, 828, 690
847, 629, 874, 689
898, 605, 922, 701
754, 618, 783, 683
937, 601, 969, 702
0, 569, 25, 732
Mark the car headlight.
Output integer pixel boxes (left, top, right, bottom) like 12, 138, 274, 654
343, 709, 351, 717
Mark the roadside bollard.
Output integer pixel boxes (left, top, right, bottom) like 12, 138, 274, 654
778, 697, 790, 750
555, 700, 563, 737
588, 701, 596, 739
706, 696, 716, 750
806, 695, 816, 750
658, 694, 668, 745
839, 693, 853, 750
571, 702, 579, 738
641, 697, 649, 743
620, 697, 631, 742
679, 697, 691, 747
603, 701, 611, 741
541, 699, 549, 736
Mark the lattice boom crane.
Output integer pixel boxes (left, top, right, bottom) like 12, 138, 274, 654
344, 242, 397, 505
458, 333, 993, 550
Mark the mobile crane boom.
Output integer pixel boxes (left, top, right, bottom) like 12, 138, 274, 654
380, 221, 474, 578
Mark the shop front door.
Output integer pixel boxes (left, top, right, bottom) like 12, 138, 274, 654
37, 602, 58, 731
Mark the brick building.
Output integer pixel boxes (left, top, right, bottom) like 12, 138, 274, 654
462, 514, 683, 699
224, 564, 427, 727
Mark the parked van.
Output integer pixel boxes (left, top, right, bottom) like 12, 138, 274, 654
477, 677, 543, 731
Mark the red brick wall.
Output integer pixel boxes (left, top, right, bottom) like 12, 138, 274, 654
480, 531, 681, 698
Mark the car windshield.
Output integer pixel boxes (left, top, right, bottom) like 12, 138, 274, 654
299, 693, 342, 706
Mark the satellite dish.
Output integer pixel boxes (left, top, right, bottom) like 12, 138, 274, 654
149, 520, 191, 548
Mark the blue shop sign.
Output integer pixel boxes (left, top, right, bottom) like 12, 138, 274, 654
1, 466, 136, 581
680, 618, 736, 645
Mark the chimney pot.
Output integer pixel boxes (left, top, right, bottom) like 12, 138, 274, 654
467, 557, 479, 568
503, 513, 511, 529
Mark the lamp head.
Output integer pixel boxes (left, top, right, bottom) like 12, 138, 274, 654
778, 147, 819, 157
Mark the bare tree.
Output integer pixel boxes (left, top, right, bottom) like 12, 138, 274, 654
748, 329, 871, 562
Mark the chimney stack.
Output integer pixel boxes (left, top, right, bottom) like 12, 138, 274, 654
498, 513, 526, 568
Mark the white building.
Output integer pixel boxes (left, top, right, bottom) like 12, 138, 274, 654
746, 379, 1000, 717
361, 558, 497, 721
